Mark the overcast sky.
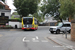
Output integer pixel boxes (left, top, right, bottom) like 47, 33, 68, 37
5, 0, 16, 14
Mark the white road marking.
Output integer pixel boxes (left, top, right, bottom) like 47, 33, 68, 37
23, 37, 26, 42
61, 43, 74, 50
32, 38, 35, 41
53, 40, 74, 50
36, 36, 39, 39
23, 40, 30, 42
22, 36, 49, 43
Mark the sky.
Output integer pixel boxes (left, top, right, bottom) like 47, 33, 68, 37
5, 0, 16, 14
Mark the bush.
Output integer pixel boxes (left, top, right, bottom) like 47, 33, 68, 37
9, 19, 21, 22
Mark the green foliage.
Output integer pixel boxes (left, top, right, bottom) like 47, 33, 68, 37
5, 25, 12, 27
33, 13, 43, 22
40, 0, 61, 21
12, 12, 19, 15
59, 0, 75, 19
11, 15, 21, 21
40, 0, 75, 22
2, 0, 5, 2
41, 0, 60, 16
14, 0, 40, 17
9, 19, 21, 22
11, 15, 14, 19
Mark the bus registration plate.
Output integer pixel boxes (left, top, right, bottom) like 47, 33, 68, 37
27, 28, 29, 30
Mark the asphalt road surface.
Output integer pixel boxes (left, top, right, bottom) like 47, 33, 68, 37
0, 26, 65, 50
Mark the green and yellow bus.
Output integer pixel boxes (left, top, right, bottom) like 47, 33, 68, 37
22, 17, 38, 30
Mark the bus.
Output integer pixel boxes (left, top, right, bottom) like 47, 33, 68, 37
22, 17, 38, 30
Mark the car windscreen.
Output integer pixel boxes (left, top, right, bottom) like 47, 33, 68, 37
23, 18, 33, 24
56, 23, 63, 26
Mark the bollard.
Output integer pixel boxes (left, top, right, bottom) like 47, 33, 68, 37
64, 28, 67, 39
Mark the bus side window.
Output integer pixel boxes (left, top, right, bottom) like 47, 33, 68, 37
34, 19, 37, 25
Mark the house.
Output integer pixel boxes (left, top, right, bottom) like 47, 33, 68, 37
0, 1, 11, 19
0, 1, 11, 26
12, 15, 20, 19
44, 16, 57, 26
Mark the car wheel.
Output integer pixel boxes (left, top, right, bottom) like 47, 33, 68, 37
50, 31, 54, 34
56, 30, 60, 34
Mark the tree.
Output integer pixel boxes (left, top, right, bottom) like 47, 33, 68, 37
41, 0, 60, 15
40, 0, 61, 21
0, 0, 5, 9
33, 13, 43, 22
2, 0, 5, 2
12, 12, 19, 15
14, 0, 40, 17
59, 0, 75, 20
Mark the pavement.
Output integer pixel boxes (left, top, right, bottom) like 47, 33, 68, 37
47, 34, 75, 50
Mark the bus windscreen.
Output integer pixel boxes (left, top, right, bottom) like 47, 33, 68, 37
23, 18, 33, 24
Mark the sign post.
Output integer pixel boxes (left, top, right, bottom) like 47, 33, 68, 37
65, 28, 67, 39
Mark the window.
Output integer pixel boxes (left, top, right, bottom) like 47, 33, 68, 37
57, 23, 63, 26
34, 19, 37, 25
1, 13, 5, 17
63, 24, 67, 27
66, 24, 71, 27
23, 18, 33, 24
62, 24, 71, 27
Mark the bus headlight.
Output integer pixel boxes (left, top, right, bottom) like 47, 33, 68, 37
32, 25, 34, 27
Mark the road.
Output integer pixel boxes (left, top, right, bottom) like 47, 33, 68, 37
0, 26, 65, 50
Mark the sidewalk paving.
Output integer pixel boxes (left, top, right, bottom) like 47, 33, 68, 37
47, 34, 75, 50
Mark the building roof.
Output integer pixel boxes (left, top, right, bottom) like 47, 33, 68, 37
0, 1, 11, 10
0, 9, 11, 12
44, 17, 57, 22
13, 15, 20, 18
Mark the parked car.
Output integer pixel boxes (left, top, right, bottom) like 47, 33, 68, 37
49, 22, 71, 34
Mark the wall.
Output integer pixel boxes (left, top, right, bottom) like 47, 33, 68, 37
0, 9, 11, 19
5, 12, 11, 19
71, 20, 75, 41
9, 21, 22, 28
